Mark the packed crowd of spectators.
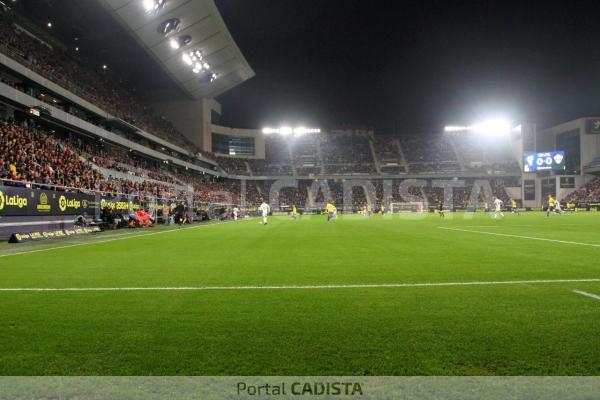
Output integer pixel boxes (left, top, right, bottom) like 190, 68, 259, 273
373, 136, 404, 173
0, 11, 196, 152
563, 178, 600, 204
233, 131, 518, 177
216, 156, 250, 176
320, 133, 374, 165
246, 159, 293, 175
0, 119, 101, 189
0, 119, 220, 202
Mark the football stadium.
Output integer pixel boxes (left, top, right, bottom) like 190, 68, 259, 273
1, 0, 600, 398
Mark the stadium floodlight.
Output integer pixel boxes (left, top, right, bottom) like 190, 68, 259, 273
169, 35, 191, 50
293, 127, 307, 136
47, 22, 52, 28
143, 0, 166, 13
280, 127, 293, 136
262, 127, 320, 136
294, 127, 320, 135
472, 118, 511, 136
444, 125, 471, 132
444, 119, 512, 136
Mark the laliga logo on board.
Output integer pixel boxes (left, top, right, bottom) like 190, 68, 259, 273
59, 195, 67, 212
553, 153, 564, 165
0, 190, 28, 210
59, 195, 82, 212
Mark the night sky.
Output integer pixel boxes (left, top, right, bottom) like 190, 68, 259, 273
15, 0, 600, 134
215, 0, 600, 133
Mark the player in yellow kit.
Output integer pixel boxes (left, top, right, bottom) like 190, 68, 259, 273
547, 195, 555, 217
291, 205, 298, 220
510, 198, 520, 215
326, 202, 336, 222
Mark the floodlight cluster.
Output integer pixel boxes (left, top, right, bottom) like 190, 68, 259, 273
144, 0, 219, 84
143, 0, 166, 13
169, 35, 191, 49
182, 49, 218, 82
262, 127, 321, 136
444, 119, 512, 136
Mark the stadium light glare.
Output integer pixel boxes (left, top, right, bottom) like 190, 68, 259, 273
444, 119, 512, 136
182, 53, 192, 66
280, 127, 293, 136
169, 35, 191, 50
144, 0, 166, 13
444, 125, 470, 132
294, 127, 307, 136
261, 127, 320, 136
472, 119, 511, 136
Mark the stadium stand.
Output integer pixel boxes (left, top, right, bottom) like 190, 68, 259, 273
216, 156, 251, 176
450, 134, 520, 174
0, 9, 197, 151
3, 5, 596, 216
399, 135, 461, 174
0, 119, 101, 190
374, 135, 407, 174
563, 177, 600, 203
247, 136, 293, 175
321, 129, 376, 174
290, 135, 321, 176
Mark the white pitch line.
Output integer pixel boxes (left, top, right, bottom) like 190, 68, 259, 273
439, 227, 600, 248
0, 219, 245, 258
1, 278, 599, 292
573, 290, 600, 301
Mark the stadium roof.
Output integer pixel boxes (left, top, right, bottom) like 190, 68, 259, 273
97, 0, 255, 99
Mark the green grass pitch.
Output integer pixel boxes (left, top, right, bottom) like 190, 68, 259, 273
0, 211, 599, 375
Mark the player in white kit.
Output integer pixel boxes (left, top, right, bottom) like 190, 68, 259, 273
259, 201, 271, 225
493, 197, 504, 219
233, 207, 240, 221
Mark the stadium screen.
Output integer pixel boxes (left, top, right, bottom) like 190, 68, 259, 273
523, 151, 566, 172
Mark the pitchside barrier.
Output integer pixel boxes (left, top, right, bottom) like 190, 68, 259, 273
0, 179, 188, 241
